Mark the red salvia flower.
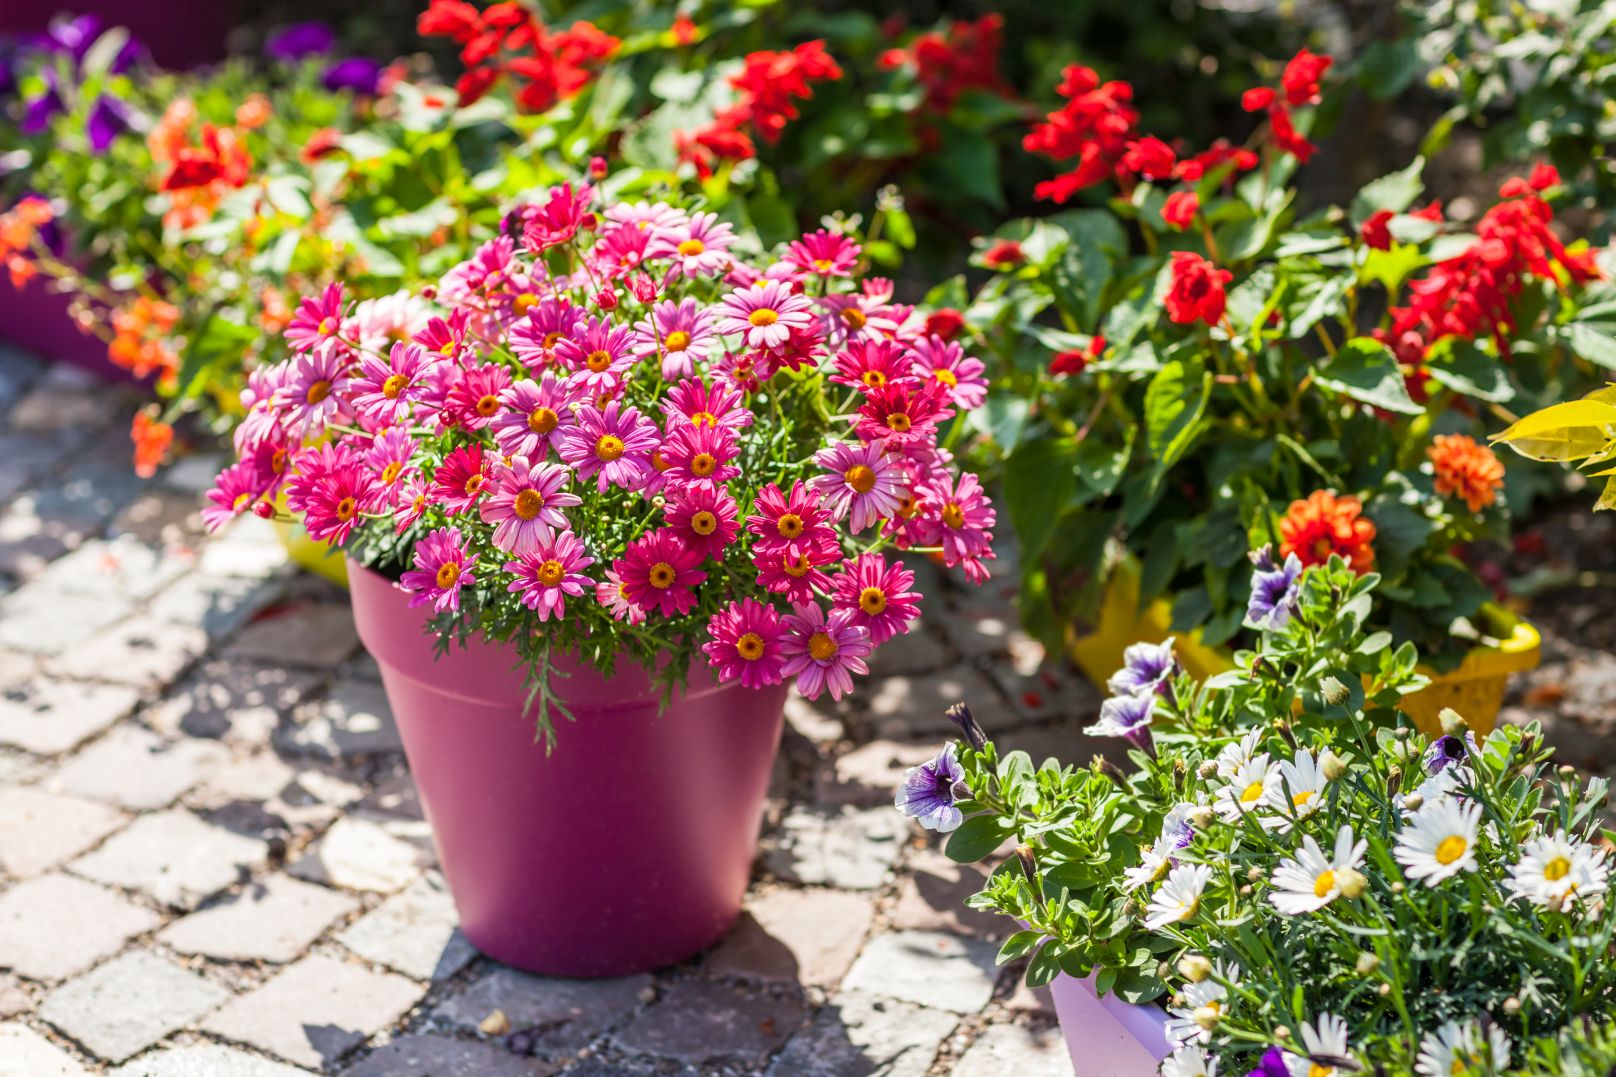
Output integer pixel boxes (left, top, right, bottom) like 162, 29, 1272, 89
1164, 252, 1232, 326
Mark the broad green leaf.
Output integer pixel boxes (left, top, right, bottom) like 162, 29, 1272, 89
1424, 340, 1515, 403
944, 815, 1013, 863
1351, 156, 1424, 224
1143, 360, 1210, 476
1003, 438, 1078, 562
1313, 338, 1423, 415
1566, 322, 1616, 370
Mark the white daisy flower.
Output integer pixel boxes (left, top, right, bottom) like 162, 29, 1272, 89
1146, 862, 1211, 931
1285, 1013, 1353, 1077
1263, 750, 1329, 831
1165, 969, 1236, 1045
1270, 825, 1367, 915
1126, 805, 1199, 891
1414, 1018, 1512, 1076
1215, 728, 1265, 779
1506, 832, 1610, 911
1161, 1043, 1220, 1077
1213, 754, 1278, 823
1395, 797, 1483, 887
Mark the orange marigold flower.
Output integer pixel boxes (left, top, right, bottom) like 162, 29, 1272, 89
235, 94, 272, 129
1279, 489, 1376, 574
1427, 433, 1505, 512
131, 412, 174, 478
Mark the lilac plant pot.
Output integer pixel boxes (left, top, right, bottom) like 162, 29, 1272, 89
1048, 973, 1175, 1075
346, 560, 789, 977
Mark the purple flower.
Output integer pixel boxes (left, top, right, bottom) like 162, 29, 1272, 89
86, 94, 130, 153
1106, 638, 1177, 698
1246, 548, 1303, 630
1423, 734, 1475, 775
20, 69, 63, 135
265, 22, 335, 61
46, 14, 101, 62
1084, 693, 1155, 754
895, 744, 970, 832
945, 702, 987, 751
322, 57, 383, 95
1247, 1047, 1290, 1077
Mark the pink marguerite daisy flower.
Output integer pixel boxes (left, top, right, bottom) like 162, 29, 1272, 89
660, 377, 752, 431
658, 423, 740, 490
810, 440, 907, 533
647, 211, 736, 278
664, 484, 740, 561
480, 457, 582, 555
350, 342, 436, 426
587, 222, 651, 280
830, 553, 921, 645
443, 362, 514, 432
235, 362, 295, 453
510, 297, 587, 372
428, 443, 491, 514
818, 285, 902, 348
854, 383, 953, 447
284, 281, 346, 353
908, 336, 988, 409
924, 472, 997, 583
276, 345, 351, 437
395, 474, 431, 534
520, 181, 594, 252
703, 598, 786, 689
753, 535, 841, 604
555, 315, 637, 395
596, 568, 646, 624
556, 402, 659, 493
745, 480, 835, 554
716, 280, 815, 352
783, 229, 860, 278
201, 461, 268, 532
604, 200, 689, 238
632, 299, 716, 380
348, 289, 430, 354
285, 443, 378, 547
614, 529, 707, 617
829, 338, 916, 393
492, 375, 577, 461
400, 526, 476, 613
780, 602, 872, 701
364, 427, 417, 494
505, 530, 595, 621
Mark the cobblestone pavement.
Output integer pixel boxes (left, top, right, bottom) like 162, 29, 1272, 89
0, 348, 1606, 1076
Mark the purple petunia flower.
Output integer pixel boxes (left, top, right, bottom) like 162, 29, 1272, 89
1247, 1046, 1290, 1077
265, 22, 335, 61
1423, 733, 1476, 775
1246, 546, 1303, 630
1106, 638, 1177, 699
322, 57, 383, 95
21, 69, 63, 135
86, 94, 131, 153
1084, 692, 1156, 753
895, 744, 970, 832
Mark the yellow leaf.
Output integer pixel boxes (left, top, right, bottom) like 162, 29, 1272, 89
1491, 399, 1616, 461
1598, 474, 1616, 511
1587, 384, 1616, 407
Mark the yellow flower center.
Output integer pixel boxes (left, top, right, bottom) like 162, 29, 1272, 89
514, 488, 545, 520
536, 559, 564, 586
476, 394, 500, 417
528, 406, 559, 434
808, 631, 839, 661
596, 435, 625, 462
382, 374, 408, 398
1292, 790, 1316, 809
677, 238, 706, 257
1313, 870, 1337, 898
439, 340, 457, 356
586, 349, 613, 373
691, 511, 718, 536
335, 496, 357, 521
1309, 1066, 1334, 1077
1435, 835, 1469, 865
435, 561, 461, 589
665, 330, 691, 352
782, 553, 812, 578
897, 493, 919, 519
736, 632, 765, 660
841, 307, 867, 329
777, 513, 804, 538
941, 502, 966, 529
1240, 781, 1267, 804
1544, 856, 1572, 882
862, 370, 886, 388
748, 308, 778, 327
232, 492, 252, 512
380, 462, 403, 484
463, 474, 486, 497
649, 562, 676, 589
933, 369, 958, 387
513, 292, 538, 315
305, 379, 332, 405
318, 316, 338, 336
690, 453, 717, 477
844, 465, 877, 494
886, 411, 912, 433
859, 587, 887, 615
691, 410, 717, 427
542, 331, 562, 349
813, 258, 834, 272
270, 448, 288, 474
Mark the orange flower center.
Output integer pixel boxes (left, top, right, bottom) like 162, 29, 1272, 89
748, 308, 778, 327
736, 632, 765, 660
514, 488, 545, 520
596, 435, 625, 462
513, 293, 538, 315
463, 474, 486, 497
776, 513, 804, 538
476, 394, 500, 417
886, 412, 912, 433
862, 371, 886, 388
941, 501, 965, 529
542, 331, 563, 349
586, 349, 613, 373
649, 562, 676, 589
844, 465, 877, 494
536, 559, 565, 586
335, 496, 357, 521
305, 379, 332, 405
677, 238, 706, 257
664, 330, 692, 352
435, 561, 461, 588
808, 631, 839, 661
528, 406, 559, 434
691, 511, 718, 535
782, 553, 813, 578
270, 448, 288, 474
690, 453, 717, 477
380, 462, 403, 484
841, 307, 867, 329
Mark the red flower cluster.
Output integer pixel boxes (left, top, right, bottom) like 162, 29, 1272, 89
1378, 165, 1600, 376
1359, 201, 1442, 251
417, 0, 618, 111
1240, 48, 1332, 164
148, 100, 252, 230
676, 41, 843, 178
878, 15, 1009, 113
1165, 252, 1232, 326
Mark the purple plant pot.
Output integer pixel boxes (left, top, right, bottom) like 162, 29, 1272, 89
347, 560, 789, 977
1048, 973, 1175, 1075
0, 277, 133, 381
0, 2, 228, 69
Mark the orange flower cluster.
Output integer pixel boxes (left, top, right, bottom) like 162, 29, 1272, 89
1427, 434, 1505, 512
130, 412, 175, 479
1279, 490, 1377, 574
0, 197, 53, 289
108, 296, 180, 384
149, 100, 253, 231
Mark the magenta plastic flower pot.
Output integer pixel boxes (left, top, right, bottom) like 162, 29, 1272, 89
0, 278, 133, 382
1048, 973, 1174, 1075
347, 560, 788, 977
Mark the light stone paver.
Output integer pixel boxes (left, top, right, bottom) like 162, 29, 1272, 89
706, 888, 874, 988
45, 614, 211, 690
0, 785, 127, 876
200, 954, 424, 1070
762, 805, 907, 890
841, 930, 1001, 1014
52, 725, 226, 811
0, 679, 140, 754
433, 967, 651, 1056
867, 668, 1018, 739
0, 588, 136, 655
287, 815, 429, 893
159, 875, 358, 964
765, 991, 957, 1077
111, 1043, 315, 1076
0, 874, 159, 981
952, 1021, 1076, 1076
32, 538, 195, 604
194, 517, 291, 579
277, 679, 401, 761
69, 809, 269, 909
146, 660, 320, 747
336, 870, 474, 980
147, 574, 282, 641
815, 739, 937, 807
0, 1022, 90, 1075
38, 951, 229, 1063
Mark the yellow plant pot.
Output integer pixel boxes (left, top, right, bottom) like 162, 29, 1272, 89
271, 493, 349, 587
1066, 558, 1539, 738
